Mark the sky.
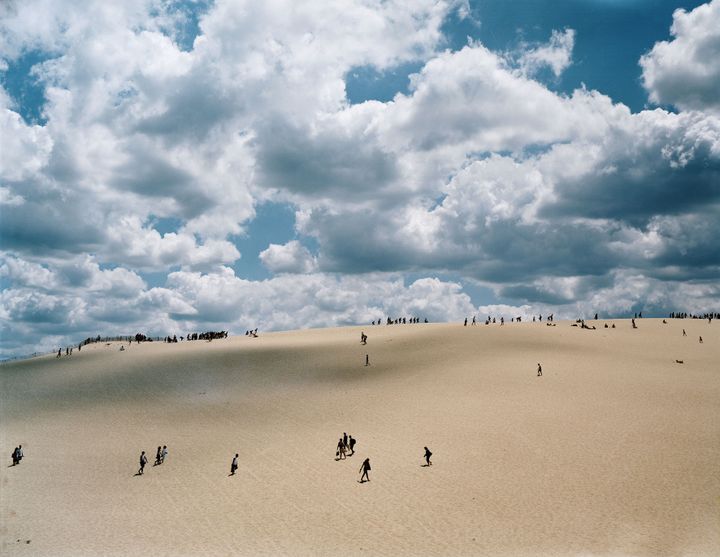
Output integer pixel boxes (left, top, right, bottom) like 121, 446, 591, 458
1, 0, 719, 358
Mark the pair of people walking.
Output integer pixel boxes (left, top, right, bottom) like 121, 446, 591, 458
154, 445, 168, 466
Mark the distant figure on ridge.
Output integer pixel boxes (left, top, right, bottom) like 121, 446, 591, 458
464, 318, 467, 327
138, 451, 147, 475
537, 363, 542, 377
424, 446, 432, 466
230, 454, 239, 476
359, 458, 371, 482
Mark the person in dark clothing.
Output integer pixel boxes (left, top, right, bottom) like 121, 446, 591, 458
138, 451, 147, 475
348, 436, 356, 455
359, 458, 371, 482
155, 446, 162, 466
230, 454, 239, 476
424, 446, 432, 466
537, 363, 542, 377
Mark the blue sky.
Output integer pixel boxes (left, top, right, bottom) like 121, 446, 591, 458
1, 0, 719, 358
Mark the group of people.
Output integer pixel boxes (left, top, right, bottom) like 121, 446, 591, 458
10, 445, 23, 466
374, 317, 427, 325
336, 432, 357, 459
245, 329, 259, 337
136, 444, 168, 475
56, 346, 77, 357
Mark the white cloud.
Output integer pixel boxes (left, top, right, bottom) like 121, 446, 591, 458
2, 0, 720, 358
640, 0, 720, 112
517, 28, 576, 78
260, 241, 318, 274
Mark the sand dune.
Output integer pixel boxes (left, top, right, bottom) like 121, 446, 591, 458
1, 319, 718, 556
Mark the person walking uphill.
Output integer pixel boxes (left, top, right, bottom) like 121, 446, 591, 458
230, 454, 239, 476
11, 445, 23, 466
359, 458, 371, 483
424, 446, 432, 466
537, 363, 542, 377
138, 451, 148, 475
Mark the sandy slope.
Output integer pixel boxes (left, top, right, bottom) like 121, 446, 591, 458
1, 319, 718, 556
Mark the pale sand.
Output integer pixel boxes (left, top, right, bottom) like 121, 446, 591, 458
1, 319, 718, 556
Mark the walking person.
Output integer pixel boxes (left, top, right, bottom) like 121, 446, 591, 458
161, 445, 168, 464
336, 438, 346, 460
365, 354, 370, 366
348, 435, 356, 456
155, 446, 162, 466
424, 446, 432, 466
138, 451, 148, 475
343, 432, 348, 450
359, 457, 371, 483
230, 454, 238, 476
537, 363, 542, 377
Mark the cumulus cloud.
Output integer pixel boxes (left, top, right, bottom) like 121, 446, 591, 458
640, 0, 720, 112
516, 28, 576, 78
2, 0, 720, 358
260, 241, 318, 274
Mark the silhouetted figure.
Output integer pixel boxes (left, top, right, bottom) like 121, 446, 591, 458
155, 446, 162, 466
343, 432, 348, 449
57, 348, 61, 358
138, 451, 147, 475
361, 332, 367, 345
365, 354, 370, 366
699, 336, 703, 343
464, 318, 467, 326
537, 363, 542, 377
161, 445, 168, 464
683, 329, 687, 336
632, 318, 637, 329
348, 436, 356, 455
359, 458, 371, 482
230, 454, 238, 476
337, 438, 346, 460
11, 445, 23, 466
424, 446, 432, 466
594, 313, 598, 320
472, 316, 476, 325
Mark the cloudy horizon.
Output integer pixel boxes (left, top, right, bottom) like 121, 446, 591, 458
1, 0, 719, 358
